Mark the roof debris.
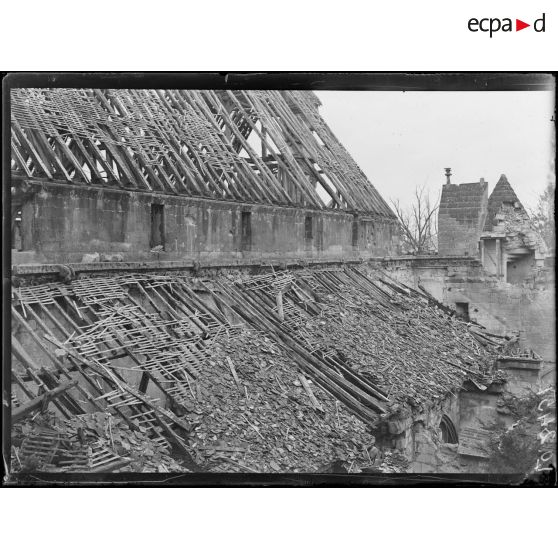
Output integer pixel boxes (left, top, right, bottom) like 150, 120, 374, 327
10, 265, 515, 473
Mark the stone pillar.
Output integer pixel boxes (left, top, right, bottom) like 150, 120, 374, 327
480, 239, 485, 267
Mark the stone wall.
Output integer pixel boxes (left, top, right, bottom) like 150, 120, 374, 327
373, 391, 461, 472
497, 357, 541, 398
377, 374, 540, 474
16, 182, 400, 265
438, 182, 488, 257
379, 257, 555, 361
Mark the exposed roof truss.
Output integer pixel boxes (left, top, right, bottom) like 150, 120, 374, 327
11, 88, 395, 218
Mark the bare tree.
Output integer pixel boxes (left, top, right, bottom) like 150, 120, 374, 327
529, 182, 555, 252
391, 185, 440, 255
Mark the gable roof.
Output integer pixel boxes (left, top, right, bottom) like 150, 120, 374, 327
10, 88, 395, 218
484, 174, 523, 231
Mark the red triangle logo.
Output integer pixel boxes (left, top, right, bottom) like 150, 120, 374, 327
516, 19, 530, 31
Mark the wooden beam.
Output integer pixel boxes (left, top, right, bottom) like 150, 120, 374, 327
11, 120, 53, 179
12, 380, 78, 423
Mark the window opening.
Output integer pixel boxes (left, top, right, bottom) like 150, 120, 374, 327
150, 203, 165, 250
241, 211, 252, 251
454, 302, 469, 321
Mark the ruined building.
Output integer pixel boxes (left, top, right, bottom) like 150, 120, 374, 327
387, 169, 554, 371
480, 174, 548, 284
10, 89, 399, 266
438, 169, 548, 283
8, 90, 551, 478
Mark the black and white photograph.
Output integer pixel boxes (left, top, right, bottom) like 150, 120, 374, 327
3, 73, 556, 485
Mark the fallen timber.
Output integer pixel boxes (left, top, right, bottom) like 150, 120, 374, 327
12, 380, 78, 424
10, 265, 513, 474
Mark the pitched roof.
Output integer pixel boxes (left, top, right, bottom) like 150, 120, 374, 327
11, 265, 510, 472
10, 88, 395, 218
484, 174, 523, 231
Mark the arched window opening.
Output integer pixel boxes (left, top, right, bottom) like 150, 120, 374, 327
439, 414, 458, 444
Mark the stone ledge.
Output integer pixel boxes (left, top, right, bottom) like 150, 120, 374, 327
11, 256, 370, 276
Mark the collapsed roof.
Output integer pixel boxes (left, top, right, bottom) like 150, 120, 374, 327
11, 265, 512, 473
11, 88, 395, 218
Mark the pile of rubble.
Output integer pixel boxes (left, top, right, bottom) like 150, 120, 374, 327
183, 329, 377, 473
303, 269, 510, 416
10, 265, 515, 474
12, 411, 191, 474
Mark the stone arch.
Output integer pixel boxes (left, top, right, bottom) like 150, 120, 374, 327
439, 414, 458, 444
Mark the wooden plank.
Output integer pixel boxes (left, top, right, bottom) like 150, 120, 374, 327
31, 129, 73, 182
25, 367, 74, 419
67, 136, 104, 183
153, 91, 210, 196
11, 120, 54, 179
225, 90, 320, 206
12, 370, 36, 400
216, 282, 383, 419
109, 92, 180, 194
298, 373, 324, 412
50, 132, 91, 183
12, 307, 67, 369
241, 91, 328, 208
171, 91, 246, 200
11, 140, 33, 178
190, 91, 271, 202
263, 92, 347, 208
226, 356, 241, 389
276, 291, 285, 322
82, 137, 121, 182
12, 380, 78, 423
11, 335, 40, 370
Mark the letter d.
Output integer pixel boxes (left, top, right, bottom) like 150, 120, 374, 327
534, 13, 545, 32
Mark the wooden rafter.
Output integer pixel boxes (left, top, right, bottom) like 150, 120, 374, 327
10, 88, 397, 218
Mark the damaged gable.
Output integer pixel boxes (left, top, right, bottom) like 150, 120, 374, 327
480, 175, 548, 283
483, 174, 524, 232
484, 175, 547, 255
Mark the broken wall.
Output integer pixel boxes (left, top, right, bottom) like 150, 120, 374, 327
380, 257, 556, 361
374, 392, 461, 473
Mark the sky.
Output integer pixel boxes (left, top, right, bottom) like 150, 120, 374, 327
316, 90, 555, 211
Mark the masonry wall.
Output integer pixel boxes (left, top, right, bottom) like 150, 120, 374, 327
507, 253, 535, 284
18, 182, 400, 264
438, 183, 488, 257
482, 238, 499, 276
379, 257, 555, 361
497, 358, 541, 397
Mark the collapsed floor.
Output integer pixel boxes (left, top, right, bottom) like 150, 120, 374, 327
10, 265, 514, 474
